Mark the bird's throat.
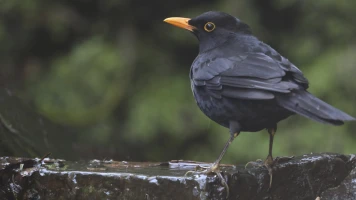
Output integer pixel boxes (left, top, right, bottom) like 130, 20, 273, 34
198, 34, 233, 53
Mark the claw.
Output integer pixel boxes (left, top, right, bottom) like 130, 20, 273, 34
264, 155, 276, 189
263, 155, 294, 188
184, 170, 195, 177
184, 163, 230, 198
275, 156, 294, 163
245, 159, 263, 169
215, 170, 229, 198
184, 165, 205, 176
266, 164, 273, 189
184, 132, 238, 199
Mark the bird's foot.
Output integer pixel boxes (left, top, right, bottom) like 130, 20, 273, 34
184, 162, 219, 175
245, 156, 294, 189
185, 162, 229, 198
245, 157, 275, 188
264, 155, 295, 188
184, 164, 206, 176
264, 155, 276, 189
244, 159, 263, 169
274, 156, 294, 163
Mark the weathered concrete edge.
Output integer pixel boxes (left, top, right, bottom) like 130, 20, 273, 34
1, 153, 356, 200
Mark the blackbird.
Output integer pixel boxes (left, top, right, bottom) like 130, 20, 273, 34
164, 11, 355, 188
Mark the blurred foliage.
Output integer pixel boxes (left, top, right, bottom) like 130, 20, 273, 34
31, 38, 127, 125
0, 0, 355, 164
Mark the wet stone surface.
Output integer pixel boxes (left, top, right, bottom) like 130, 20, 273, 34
320, 155, 356, 200
0, 153, 355, 200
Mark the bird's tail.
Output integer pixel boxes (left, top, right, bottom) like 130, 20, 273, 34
276, 90, 355, 125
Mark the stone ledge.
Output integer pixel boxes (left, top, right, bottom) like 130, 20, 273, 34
0, 153, 355, 200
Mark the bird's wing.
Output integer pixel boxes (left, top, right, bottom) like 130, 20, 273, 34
192, 52, 309, 100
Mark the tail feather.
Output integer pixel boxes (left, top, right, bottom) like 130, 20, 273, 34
276, 90, 356, 126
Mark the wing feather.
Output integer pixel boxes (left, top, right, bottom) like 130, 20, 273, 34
192, 52, 308, 100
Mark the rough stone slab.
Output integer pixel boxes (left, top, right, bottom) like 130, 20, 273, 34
321, 155, 356, 200
0, 153, 355, 200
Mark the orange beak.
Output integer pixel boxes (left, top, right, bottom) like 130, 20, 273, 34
164, 17, 195, 32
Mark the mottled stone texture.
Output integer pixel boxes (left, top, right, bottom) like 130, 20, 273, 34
0, 153, 355, 200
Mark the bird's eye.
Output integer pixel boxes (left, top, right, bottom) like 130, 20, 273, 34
204, 22, 216, 32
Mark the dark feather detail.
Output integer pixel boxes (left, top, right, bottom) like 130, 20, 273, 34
220, 53, 286, 79
222, 87, 274, 100
220, 76, 298, 93
276, 90, 355, 125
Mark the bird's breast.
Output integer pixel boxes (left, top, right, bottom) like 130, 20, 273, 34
190, 82, 237, 128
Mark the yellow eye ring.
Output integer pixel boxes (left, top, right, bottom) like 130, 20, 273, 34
204, 22, 216, 32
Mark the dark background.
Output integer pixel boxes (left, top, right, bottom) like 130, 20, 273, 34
0, 0, 356, 164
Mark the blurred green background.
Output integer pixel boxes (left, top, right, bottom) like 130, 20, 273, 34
0, 0, 356, 164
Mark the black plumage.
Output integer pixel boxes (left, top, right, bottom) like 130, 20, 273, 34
164, 11, 355, 190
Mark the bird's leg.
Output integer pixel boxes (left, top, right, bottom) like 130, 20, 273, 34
245, 126, 277, 169
184, 132, 239, 174
265, 127, 275, 165
185, 121, 240, 198
264, 125, 277, 189
210, 132, 239, 173
208, 131, 239, 198
184, 133, 238, 198
207, 121, 241, 198
207, 120, 240, 174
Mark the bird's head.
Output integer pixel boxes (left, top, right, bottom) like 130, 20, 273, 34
164, 11, 251, 52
